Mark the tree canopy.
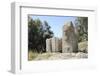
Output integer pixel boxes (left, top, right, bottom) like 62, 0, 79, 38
28, 16, 54, 53
75, 17, 88, 42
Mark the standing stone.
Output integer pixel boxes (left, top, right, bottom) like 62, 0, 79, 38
58, 38, 62, 52
51, 37, 60, 52
46, 38, 52, 52
51, 37, 56, 52
62, 21, 78, 53
55, 38, 59, 52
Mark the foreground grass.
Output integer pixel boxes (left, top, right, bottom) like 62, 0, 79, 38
28, 51, 38, 61
28, 51, 52, 61
28, 41, 88, 61
28, 51, 88, 61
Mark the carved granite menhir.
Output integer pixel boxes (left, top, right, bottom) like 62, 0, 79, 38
46, 21, 78, 53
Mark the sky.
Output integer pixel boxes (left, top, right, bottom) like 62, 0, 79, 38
30, 15, 77, 38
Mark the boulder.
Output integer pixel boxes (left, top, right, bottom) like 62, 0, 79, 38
78, 41, 88, 53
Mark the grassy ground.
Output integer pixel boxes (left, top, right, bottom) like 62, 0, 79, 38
28, 41, 88, 61
28, 51, 88, 61
28, 51, 54, 61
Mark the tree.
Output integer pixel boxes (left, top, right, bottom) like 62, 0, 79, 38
75, 17, 88, 42
43, 21, 54, 38
41, 21, 54, 52
28, 17, 54, 53
28, 17, 42, 51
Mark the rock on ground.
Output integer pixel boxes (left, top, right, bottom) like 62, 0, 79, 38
78, 41, 88, 53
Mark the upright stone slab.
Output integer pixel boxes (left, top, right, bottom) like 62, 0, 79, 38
55, 38, 59, 52
58, 38, 62, 52
46, 38, 52, 52
51, 37, 56, 52
62, 21, 78, 53
51, 37, 60, 52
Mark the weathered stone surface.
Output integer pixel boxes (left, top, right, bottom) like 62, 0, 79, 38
46, 37, 62, 52
62, 21, 78, 53
46, 39, 52, 52
51, 37, 59, 52
51, 37, 56, 52
55, 37, 59, 52
58, 38, 62, 52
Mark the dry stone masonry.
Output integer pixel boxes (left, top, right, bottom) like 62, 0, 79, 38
46, 21, 78, 53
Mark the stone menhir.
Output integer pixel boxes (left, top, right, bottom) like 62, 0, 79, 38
58, 38, 62, 52
46, 38, 52, 52
46, 37, 62, 52
51, 37, 59, 52
62, 21, 78, 53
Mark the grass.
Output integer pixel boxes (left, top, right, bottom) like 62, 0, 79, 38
28, 52, 88, 61
28, 51, 52, 61
28, 51, 38, 61
35, 53, 52, 60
